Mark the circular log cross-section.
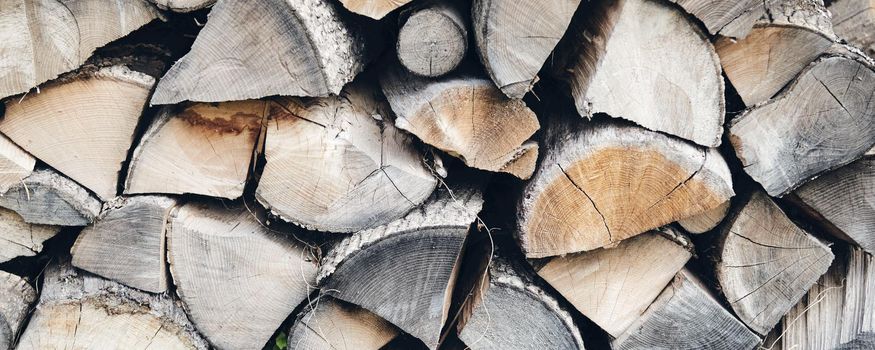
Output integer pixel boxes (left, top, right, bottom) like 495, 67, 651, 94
397, 3, 468, 77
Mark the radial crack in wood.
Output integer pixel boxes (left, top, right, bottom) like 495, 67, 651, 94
677, 201, 730, 234
0, 207, 61, 263
397, 1, 468, 78
0, 169, 101, 226
148, 0, 214, 12
287, 296, 400, 350
339, 0, 412, 19
0, 271, 36, 350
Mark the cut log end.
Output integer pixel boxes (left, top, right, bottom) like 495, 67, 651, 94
0, 169, 102, 226
0, 207, 61, 263
0, 271, 36, 350
287, 296, 400, 350
670, 0, 766, 37
397, 3, 468, 77
677, 201, 731, 234
339, 0, 413, 19
148, 0, 215, 12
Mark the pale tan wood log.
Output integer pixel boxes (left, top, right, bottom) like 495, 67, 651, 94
472, 0, 580, 98
677, 200, 730, 234
148, 0, 214, 12
397, 1, 468, 78
255, 81, 437, 233
168, 202, 317, 350
0, 0, 160, 99
0, 207, 61, 263
151, 0, 373, 104
613, 269, 761, 349
317, 184, 483, 349
17, 259, 208, 350
0, 169, 101, 226
380, 66, 540, 179
716, 191, 834, 335
71, 196, 177, 293
831, 0, 875, 56
535, 229, 692, 337
669, 0, 767, 37
517, 118, 734, 258
729, 52, 875, 197
556, 0, 724, 147
287, 296, 400, 350
125, 101, 266, 199
339, 0, 411, 19
0, 271, 36, 350
0, 133, 34, 193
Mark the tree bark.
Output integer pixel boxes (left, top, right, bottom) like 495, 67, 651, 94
0, 207, 61, 263
0, 271, 35, 350
339, 0, 412, 19
0, 169, 101, 226
287, 296, 400, 350
397, 1, 468, 77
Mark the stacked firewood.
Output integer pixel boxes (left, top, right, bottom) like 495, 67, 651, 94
0, 0, 873, 349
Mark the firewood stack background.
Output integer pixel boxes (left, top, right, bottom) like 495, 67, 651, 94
0, 0, 873, 349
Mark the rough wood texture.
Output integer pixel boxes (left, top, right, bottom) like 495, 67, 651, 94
556, 0, 724, 147
535, 230, 692, 337
517, 118, 734, 258
339, 0, 411, 19
677, 201, 730, 234
256, 81, 437, 233
380, 67, 540, 179
71, 196, 177, 293
287, 296, 400, 350
397, 1, 468, 77
17, 259, 208, 350
125, 101, 266, 199
613, 269, 761, 350
669, 0, 766, 37
0, 0, 160, 99
472, 0, 580, 98
729, 53, 875, 197
716, 191, 834, 335
168, 202, 317, 350
831, 0, 875, 56
0, 169, 101, 226
317, 185, 483, 349
0, 133, 35, 192
0, 207, 61, 263
148, 0, 214, 12
151, 0, 372, 104
0, 271, 36, 350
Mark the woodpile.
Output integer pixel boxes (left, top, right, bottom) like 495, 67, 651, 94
0, 0, 873, 349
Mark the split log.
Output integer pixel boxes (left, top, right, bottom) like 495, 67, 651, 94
555, 0, 724, 147
339, 0, 411, 19
669, 0, 767, 37
831, 0, 875, 56
17, 259, 209, 350
535, 229, 692, 337
317, 184, 483, 349
380, 66, 540, 179
0, 169, 101, 226
0, 271, 36, 350
255, 81, 437, 233
397, 1, 468, 78
125, 101, 266, 199
0, 133, 34, 192
456, 258, 585, 349
517, 118, 734, 257
729, 52, 875, 197
677, 201, 730, 234
71, 196, 177, 293
167, 202, 317, 350
151, 0, 373, 104
287, 296, 400, 350
716, 191, 834, 335
471, 0, 580, 99
148, 0, 215, 12
613, 269, 761, 349
0, 0, 160, 99
0, 207, 61, 263
715, 0, 835, 107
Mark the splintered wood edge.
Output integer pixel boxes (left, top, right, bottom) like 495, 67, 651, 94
123, 107, 173, 193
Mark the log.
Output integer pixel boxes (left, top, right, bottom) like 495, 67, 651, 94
167, 202, 317, 350
255, 81, 437, 233
0, 0, 161, 99
517, 118, 734, 257
380, 66, 540, 179
148, 0, 215, 12
456, 258, 585, 349
0, 133, 34, 192
613, 269, 761, 349
287, 296, 400, 350
677, 201, 730, 234
125, 101, 266, 199
555, 0, 724, 147
397, 1, 468, 78
831, 0, 875, 56
0, 271, 36, 350
669, 0, 767, 37
71, 195, 177, 293
17, 259, 209, 350
339, 0, 412, 19
317, 184, 483, 349
0, 169, 101, 226
0, 207, 61, 263
535, 229, 692, 337
472, 0, 580, 99
729, 52, 875, 197
151, 0, 373, 104
716, 191, 834, 335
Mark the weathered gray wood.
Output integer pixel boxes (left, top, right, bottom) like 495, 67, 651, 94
339, 0, 411, 19
677, 201, 730, 234
287, 296, 400, 350
148, 0, 214, 12
716, 191, 834, 335
0, 169, 101, 226
317, 184, 483, 349
397, 1, 468, 77
831, 0, 875, 56
0, 271, 35, 350
836, 334, 875, 350
669, 0, 767, 37
0, 207, 61, 263
472, 0, 580, 98
729, 53, 875, 197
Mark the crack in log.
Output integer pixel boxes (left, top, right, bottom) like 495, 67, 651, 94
557, 163, 612, 242
730, 229, 820, 250
642, 150, 708, 215
815, 75, 853, 118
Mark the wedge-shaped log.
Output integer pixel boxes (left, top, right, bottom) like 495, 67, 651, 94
317, 185, 483, 349
72, 196, 177, 293
17, 259, 208, 350
0, 133, 34, 192
0, 0, 160, 99
0, 271, 36, 350
148, 0, 214, 12
669, 0, 768, 37
397, 1, 468, 78
472, 0, 580, 98
831, 0, 875, 56
380, 67, 540, 179
716, 191, 834, 335
0, 207, 61, 263
151, 0, 372, 104
535, 230, 692, 337
613, 269, 761, 349
287, 296, 400, 350
556, 0, 724, 147
339, 0, 411, 19
126, 101, 266, 199
677, 201, 730, 234
517, 118, 734, 257
0, 169, 101, 226
729, 53, 875, 197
